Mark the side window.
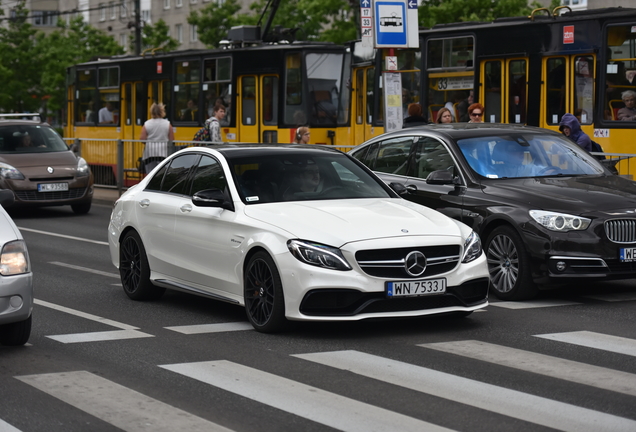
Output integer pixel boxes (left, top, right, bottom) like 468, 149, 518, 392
412, 137, 454, 179
148, 154, 198, 195
190, 155, 227, 195
146, 164, 168, 191
374, 137, 413, 175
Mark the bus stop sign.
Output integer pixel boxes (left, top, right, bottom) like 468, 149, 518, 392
373, 0, 418, 48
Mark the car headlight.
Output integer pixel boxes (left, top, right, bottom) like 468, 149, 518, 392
0, 162, 24, 180
529, 210, 591, 232
77, 157, 90, 177
287, 239, 351, 271
462, 231, 482, 263
0, 240, 30, 275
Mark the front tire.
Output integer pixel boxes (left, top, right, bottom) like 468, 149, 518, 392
485, 225, 538, 301
0, 315, 32, 346
244, 251, 287, 333
120, 231, 165, 301
71, 201, 92, 214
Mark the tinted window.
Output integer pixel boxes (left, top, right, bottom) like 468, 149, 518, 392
147, 154, 198, 194
146, 164, 168, 191
373, 137, 413, 175
190, 155, 227, 195
411, 137, 455, 179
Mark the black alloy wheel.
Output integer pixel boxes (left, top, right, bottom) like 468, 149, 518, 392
244, 251, 287, 333
119, 231, 165, 301
485, 225, 538, 301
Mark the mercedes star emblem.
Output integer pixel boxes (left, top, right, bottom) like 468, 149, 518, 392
404, 251, 427, 277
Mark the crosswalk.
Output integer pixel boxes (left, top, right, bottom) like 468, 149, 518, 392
8, 330, 636, 432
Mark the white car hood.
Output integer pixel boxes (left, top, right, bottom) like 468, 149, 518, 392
243, 198, 462, 246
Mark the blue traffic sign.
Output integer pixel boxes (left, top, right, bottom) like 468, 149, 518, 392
407, 0, 417, 9
360, 0, 371, 8
374, 1, 407, 47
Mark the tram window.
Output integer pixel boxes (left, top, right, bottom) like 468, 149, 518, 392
124, 83, 132, 127
306, 53, 343, 125
484, 61, 502, 123
97, 67, 120, 125
546, 57, 566, 125
355, 69, 364, 124
204, 57, 232, 122
76, 69, 96, 124
508, 59, 527, 124
285, 53, 303, 125
605, 25, 636, 121
162, 81, 172, 119
427, 37, 474, 70
427, 77, 472, 122
174, 60, 201, 122
367, 68, 376, 124
242, 76, 256, 125
573, 56, 594, 124
262, 76, 278, 125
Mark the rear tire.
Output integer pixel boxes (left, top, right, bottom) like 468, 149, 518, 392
119, 231, 165, 301
244, 251, 287, 333
0, 314, 32, 346
71, 201, 92, 214
485, 225, 538, 300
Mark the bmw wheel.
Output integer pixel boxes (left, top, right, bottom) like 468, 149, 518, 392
120, 231, 165, 301
485, 225, 538, 301
244, 251, 287, 333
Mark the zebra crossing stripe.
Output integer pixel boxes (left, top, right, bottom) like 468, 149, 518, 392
160, 360, 454, 432
0, 419, 22, 432
165, 322, 253, 334
419, 340, 636, 397
535, 331, 636, 357
293, 350, 636, 432
16, 371, 233, 432
47, 329, 153, 344
490, 299, 581, 309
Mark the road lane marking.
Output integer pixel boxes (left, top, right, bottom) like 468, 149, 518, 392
419, 340, 636, 397
49, 262, 119, 278
0, 419, 22, 432
35, 299, 153, 343
165, 322, 253, 334
294, 350, 636, 432
17, 227, 108, 246
490, 299, 581, 309
16, 371, 233, 432
160, 360, 453, 432
535, 331, 636, 357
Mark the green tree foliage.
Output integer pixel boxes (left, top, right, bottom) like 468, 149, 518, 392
187, 0, 243, 48
0, 3, 42, 113
35, 17, 124, 114
130, 19, 179, 53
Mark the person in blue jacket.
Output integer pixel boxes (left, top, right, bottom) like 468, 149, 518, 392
558, 113, 592, 152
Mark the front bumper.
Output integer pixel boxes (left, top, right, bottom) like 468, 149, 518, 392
0, 272, 33, 325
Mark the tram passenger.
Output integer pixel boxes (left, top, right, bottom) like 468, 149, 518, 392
435, 107, 453, 124
294, 126, 311, 144
403, 103, 428, 128
558, 113, 592, 152
180, 99, 197, 121
140, 103, 174, 173
99, 102, 115, 124
617, 90, 636, 121
468, 103, 485, 123
457, 90, 473, 122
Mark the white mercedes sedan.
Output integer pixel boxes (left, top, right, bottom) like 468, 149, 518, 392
108, 144, 489, 332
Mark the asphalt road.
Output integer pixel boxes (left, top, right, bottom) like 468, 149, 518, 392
1, 202, 635, 432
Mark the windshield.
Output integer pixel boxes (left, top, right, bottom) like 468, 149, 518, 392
227, 151, 392, 204
457, 133, 605, 179
0, 125, 70, 154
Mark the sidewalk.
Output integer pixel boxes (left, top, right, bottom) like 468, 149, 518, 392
93, 187, 122, 206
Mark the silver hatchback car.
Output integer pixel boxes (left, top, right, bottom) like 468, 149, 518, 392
0, 189, 33, 345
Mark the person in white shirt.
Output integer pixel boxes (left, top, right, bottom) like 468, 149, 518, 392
98, 102, 115, 124
140, 103, 174, 173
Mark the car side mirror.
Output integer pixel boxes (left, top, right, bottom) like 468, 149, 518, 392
0, 189, 15, 208
192, 189, 234, 211
426, 170, 457, 185
388, 182, 408, 195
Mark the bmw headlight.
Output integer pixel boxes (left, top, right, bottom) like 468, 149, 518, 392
0, 162, 24, 180
77, 157, 90, 177
0, 240, 30, 275
529, 210, 591, 232
462, 231, 482, 263
287, 240, 351, 271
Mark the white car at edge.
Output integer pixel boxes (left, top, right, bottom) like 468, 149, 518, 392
108, 144, 489, 332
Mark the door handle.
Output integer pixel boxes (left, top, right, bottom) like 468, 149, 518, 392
139, 199, 150, 208
180, 204, 193, 213
405, 185, 418, 193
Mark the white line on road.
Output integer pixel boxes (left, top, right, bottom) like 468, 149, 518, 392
420, 340, 636, 397
17, 227, 108, 246
35, 299, 137, 330
49, 262, 119, 278
294, 350, 636, 432
490, 299, 581, 309
534, 331, 636, 357
165, 322, 253, 334
16, 371, 233, 432
0, 419, 22, 432
160, 360, 454, 432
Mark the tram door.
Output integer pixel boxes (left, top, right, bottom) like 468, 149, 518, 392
541, 54, 595, 133
479, 58, 529, 125
237, 75, 279, 143
352, 66, 376, 146
121, 82, 147, 141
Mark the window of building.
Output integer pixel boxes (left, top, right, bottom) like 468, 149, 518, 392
190, 25, 198, 42
164, 0, 170, 9
110, 2, 116, 19
120, 1, 127, 17
176, 0, 183, 7
32, 11, 56, 26
120, 34, 128, 52
176, 24, 183, 43
99, 3, 106, 21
